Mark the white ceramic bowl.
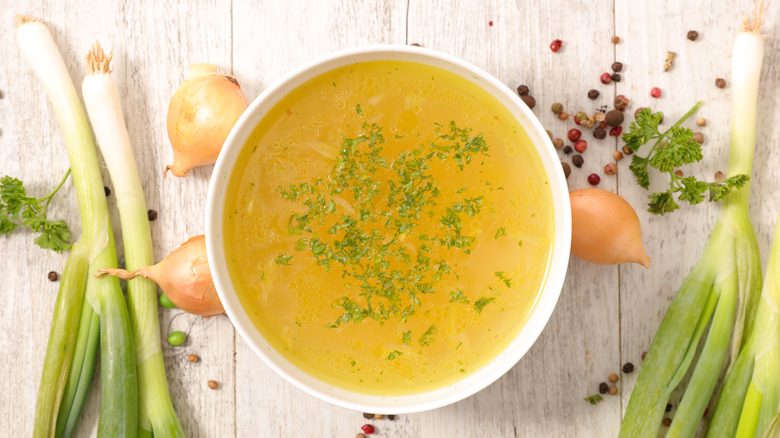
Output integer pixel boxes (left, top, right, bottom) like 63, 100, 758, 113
206, 45, 571, 414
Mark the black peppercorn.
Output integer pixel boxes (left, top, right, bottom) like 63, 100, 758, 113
104, 186, 111, 196
593, 128, 607, 139
715, 78, 726, 89
666, 403, 673, 412
587, 89, 600, 100
147, 209, 158, 221
362, 413, 374, 419
517, 84, 530, 96
520, 95, 536, 109
561, 162, 571, 179
48, 271, 58, 282
687, 30, 699, 41
599, 382, 609, 394
563, 145, 573, 154
623, 362, 635, 373
611, 73, 621, 83
572, 154, 584, 168
387, 415, 396, 421
611, 62, 623, 72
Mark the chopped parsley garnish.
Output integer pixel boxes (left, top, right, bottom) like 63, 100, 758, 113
387, 350, 403, 360
449, 289, 470, 304
418, 325, 438, 346
494, 227, 506, 239
623, 104, 748, 214
494, 271, 512, 288
473, 296, 496, 314
401, 330, 412, 345
274, 253, 293, 265
584, 394, 604, 405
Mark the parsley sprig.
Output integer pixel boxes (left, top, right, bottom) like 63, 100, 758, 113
623, 103, 748, 215
0, 169, 72, 252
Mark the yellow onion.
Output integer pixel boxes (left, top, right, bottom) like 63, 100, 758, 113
165, 63, 247, 176
98, 235, 224, 317
570, 188, 650, 268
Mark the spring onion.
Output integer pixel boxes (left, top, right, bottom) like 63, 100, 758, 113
16, 16, 138, 437
82, 43, 184, 438
620, 3, 767, 437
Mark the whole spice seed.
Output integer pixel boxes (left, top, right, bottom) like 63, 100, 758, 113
572, 154, 584, 168
715, 77, 726, 88
574, 139, 587, 153
613, 151, 624, 161
361, 424, 376, 434
693, 132, 704, 144
611, 73, 621, 83
568, 129, 582, 142
563, 145, 573, 154
609, 126, 623, 137
604, 163, 618, 175
553, 138, 563, 149
714, 170, 725, 181
188, 353, 199, 363
588, 89, 600, 100
608, 384, 617, 395
48, 271, 59, 281
561, 162, 572, 179
147, 209, 158, 221
662, 418, 672, 427
517, 84, 530, 96
363, 413, 374, 419
622, 362, 635, 373
600, 73, 612, 85
357, 434, 366, 438
674, 169, 684, 177
550, 39, 563, 52
488, 20, 493, 27
614, 95, 629, 111
551, 102, 564, 115
611, 62, 623, 73
663, 51, 676, 72
387, 415, 396, 421
593, 128, 607, 140
605, 110, 624, 127
611, 35, 620, 44
687, 30, 699, 41
581, 119, 594, 129
622, 145, 633, 155
575, 111, 588, 124
599, 382, 610, 394
650, 87, 662, 98
609, 373, 619, 383
374, 414, 384, 420
104, 186, 111, 196
546, 129, 553, 140
558, 112, 569, 120
521, 95, 536, 109
208, 380, 219, 389
597, 121, 608, 130
594, 112, 606, 122
696, 117, 707, 127
587, 173, 601, 186
666, 403, 673, 412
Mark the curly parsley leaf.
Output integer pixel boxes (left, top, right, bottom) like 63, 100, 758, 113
629, 155, 650, 189
648, 190, 680, 215
623, 108, 663, 152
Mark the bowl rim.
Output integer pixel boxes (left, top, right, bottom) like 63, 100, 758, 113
206, 44, 571, 414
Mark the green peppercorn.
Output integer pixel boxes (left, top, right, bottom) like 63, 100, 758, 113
575, 111, 588, 123
168, 331, 187, 346
551, 102, 564, 115
159, 293, 176, 309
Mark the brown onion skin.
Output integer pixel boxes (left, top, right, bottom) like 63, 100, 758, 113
570, 188, 650, 268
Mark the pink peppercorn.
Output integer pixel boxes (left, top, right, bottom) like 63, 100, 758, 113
361, 424, 376, 435
600, 73, 612, 84
574, 139, 587, 153
550, 39, 562, 52
588, 173, 601, 185
609, 126, 623, 137
650, 87, 661, 98
567, 129, 582, 142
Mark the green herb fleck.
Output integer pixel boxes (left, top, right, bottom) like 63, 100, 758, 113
473, 296, 496, 314
494, 271, 512, 288
449, 289, 470, 304
274, 253, 293, 265
387, 350, 404, 360
494, 227, 506, 239
584, 394, 604, 405
355, 103, 363, 115
402, 330, 412, 345
419, 325, 438, 346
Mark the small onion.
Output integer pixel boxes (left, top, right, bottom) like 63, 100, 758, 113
98, 235, 224, 317
165, 63, 248, 177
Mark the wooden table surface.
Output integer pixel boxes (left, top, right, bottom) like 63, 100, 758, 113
2, 1, 779, 436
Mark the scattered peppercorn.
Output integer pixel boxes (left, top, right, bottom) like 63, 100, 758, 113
662, 418, 672, 427
693, 132, 704, 144
613, 151, 624, 161
550, 39, 563, 52
594, 112, 606, 122
363, 413, 374, 419
608, 384, 617, 395
387, 415, 396, 421
600, 73, 612, 85
361, 424, 376, 435
650, 87, 661, 98
634, 107, 644, 119
48, 271, 59, 281
563, 145, 573, 154
574, 139, 587, 153
517, 85, 530, 96
623, 362, 635, 373
609, 373, 619, 383
622, 145, 633, 155
687, 30, 699, 41
147, 209, 158, 221
567, 129, 581, 142
587, 89, 600, 100
551, 102, 564, 115
562, 162, 572, 179
715, 78, 726, 88
546, 129, 553, 140
605, 110, 624, 127
696, 117, 707, 127
374, 414, 384, 420
597, 121, 608, 130
357, 434, 366, 438
611, 35, 620, 44
663, 51, 676, 72
674, 169, 684, 177
558, 112, 569, 120
666, 403, 673, 413
604, 163, 617, 175
610, 126, 623, 137
575, 111, 588, 124
521, 95, 536, 109
611, 73, 621, 83
104, 186, 111, 196
188, 354, 199, 363
614, 95, 629, 111
553, 138, 563, 149
488, 20, 494, 27
592, 128, 606, 140
588, 173, 601, 186
714, 170, 725, 181
208, 380, 219, 390
599, 382, 609, 394
611, 62, 623, 73
572, 155, 584, 168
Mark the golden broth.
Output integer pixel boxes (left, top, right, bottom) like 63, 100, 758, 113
224, 60, 553, 395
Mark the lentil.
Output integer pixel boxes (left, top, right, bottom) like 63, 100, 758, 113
600, 73, 612, 85
611, 73, 621, 83
650, 87, 661, 98
553, 138, 563, 149
693, 132, 704, 144
622, 145, 633, 155
622, 362, 635, 373
588, 89, 600, 100
662, 418, 672, 427
715, 78, 726, 88
558, 112, 569, 120
520, 95, 536, 109
147, 209, 158, 221
593, 128, 607, 140
611, 62, 623, 73
605, 110, 624, 127
572, 155, 584, 168
608, 384, 617, 395
574, 139, 587, 153
550, 39, 563, 53
613, 151, 624, 161
361, 424, 376, 434
517, 84, 530, 96
696, 117, 707, 127
687, 30, 699, 41
614, 95, 629, 111
563, 145, 573, 154
608, 373, 619, 383
588, 173, 601, 186
48, 271, 59, 282
561, 162, 572, 179
599, 382, 609, 394
104, 186, 111, 196
611, 35, 620, 44
567, 128, 582, 142
551, 102, 564, 115
714, 170, 725, 181
208, 380, 219, 390
604, 163, 617, 175
188, 354, 199, 363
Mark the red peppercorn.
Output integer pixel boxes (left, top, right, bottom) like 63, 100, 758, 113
574, 139, 587, 153
588, 173, 601, 185
488, 20, 494, 27
597, 121, 608, 130
567, 129, 581, 142
361, 424, 376, 434
574, 117, 582, 126
650, 87, 661, 98
550, 39, 562, 52
600, 73, 612, 84
609, 126, 623, 137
